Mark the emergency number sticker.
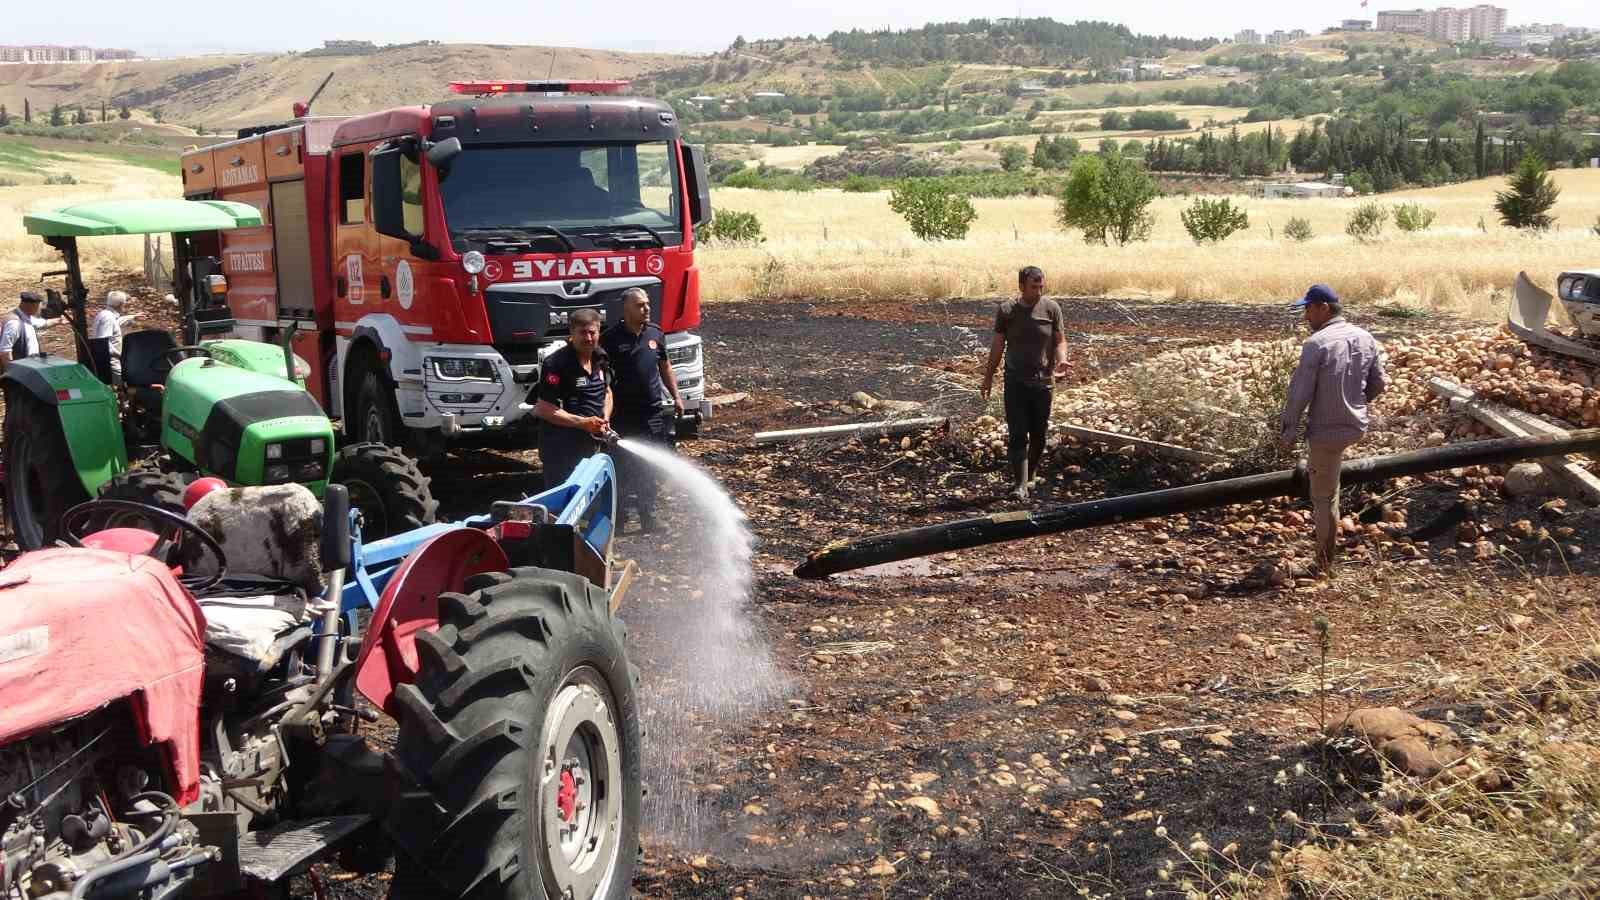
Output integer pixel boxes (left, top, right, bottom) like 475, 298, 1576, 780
346, 255, 365, 303
0, 625, 48, 666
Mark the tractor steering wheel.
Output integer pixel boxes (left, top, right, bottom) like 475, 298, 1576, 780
59, 499, 228, 592
153, 345, 214, 375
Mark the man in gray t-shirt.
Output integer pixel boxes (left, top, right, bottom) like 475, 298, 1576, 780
981, 266, 1068, 500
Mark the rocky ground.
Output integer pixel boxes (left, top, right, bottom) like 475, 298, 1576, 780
8, 274, 1600, 897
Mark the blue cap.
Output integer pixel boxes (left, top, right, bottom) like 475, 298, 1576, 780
1290, 283, 1338, 309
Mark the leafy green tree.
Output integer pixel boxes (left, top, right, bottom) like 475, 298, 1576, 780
1055, 152, 1157, 246
1099, 110, 1126, 130
118, 104, 131, 120
696, 209, 765, 245
1032, 134, 1078, 170
1345, 201, 1390, 241
1495, 152, 1560, 231
1180, 197, 1250, 243
1392, 202, 1437, 232
998, 143, 1027, 171
889, 179, 977, 241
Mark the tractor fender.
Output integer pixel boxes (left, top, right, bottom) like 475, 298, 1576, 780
353, 526, 508, 718
1, 358, 127, 496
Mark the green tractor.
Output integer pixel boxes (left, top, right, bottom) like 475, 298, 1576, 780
1, 199, 437, 549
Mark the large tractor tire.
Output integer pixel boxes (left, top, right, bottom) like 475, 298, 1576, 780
329, 442, 438, 540
93, 469, 191, 526
349, 368, 403, 447
3, 389, 90, 549
387, 568, 642, 900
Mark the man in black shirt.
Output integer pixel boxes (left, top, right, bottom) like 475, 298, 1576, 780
601, 287, 683, 532
534, 308, 613, 489
980, 266, 1067, 501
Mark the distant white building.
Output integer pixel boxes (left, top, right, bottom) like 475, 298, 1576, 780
1236, 29, 1262, 44
1341, 19, 1373, 30
1263, 181, 1350, 199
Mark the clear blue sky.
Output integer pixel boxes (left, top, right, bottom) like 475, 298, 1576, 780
9, 1, 1600, 57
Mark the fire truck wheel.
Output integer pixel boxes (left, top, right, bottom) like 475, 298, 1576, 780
351, 368, 403, 447
387, 568, 641, 900
329, 443, 438, 540
3, 388, 90, 549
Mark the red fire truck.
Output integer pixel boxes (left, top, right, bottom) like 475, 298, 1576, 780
177, 79, 712, 457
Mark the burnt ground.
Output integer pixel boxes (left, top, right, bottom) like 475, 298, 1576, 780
415, 296, 1600, 899
8, 274, 1599, 897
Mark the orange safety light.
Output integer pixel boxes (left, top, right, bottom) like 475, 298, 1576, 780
206, 274, 228, 295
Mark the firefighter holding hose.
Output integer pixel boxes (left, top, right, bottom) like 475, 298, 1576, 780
533, 308, 614, 489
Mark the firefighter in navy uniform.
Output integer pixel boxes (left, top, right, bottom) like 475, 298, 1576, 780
601, 287, 684, 533
533, 308, 614, 489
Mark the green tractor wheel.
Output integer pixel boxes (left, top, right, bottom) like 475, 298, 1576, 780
330, 442, 439, 541
3, 389, 90, 550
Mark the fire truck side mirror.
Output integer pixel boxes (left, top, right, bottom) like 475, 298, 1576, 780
425, 137, 462, 171
683, 144, 713, 228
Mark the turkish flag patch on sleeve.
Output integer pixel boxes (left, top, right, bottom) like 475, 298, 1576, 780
546, 373, 560, 384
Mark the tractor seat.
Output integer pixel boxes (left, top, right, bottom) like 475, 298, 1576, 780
121, 330, 179, 389
185, 484, 328, 671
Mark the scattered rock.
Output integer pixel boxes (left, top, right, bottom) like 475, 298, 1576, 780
1204, 731, 1234, 749
1112, 710, 1138, 723
1503, 613, 1533, 631
1504, 463, 1553, 498
1109, 693, 1137, 708
867, 857, 897, 878
903, 796, 942, 820
850, 391, 878, 410
992, 678, 1016, 695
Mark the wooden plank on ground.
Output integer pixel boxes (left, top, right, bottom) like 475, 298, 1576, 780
752, 416, 949, 445
1427, 377, 1600, 503
1058, 424, 1229, 464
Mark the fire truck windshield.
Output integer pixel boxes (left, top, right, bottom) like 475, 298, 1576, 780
438, 140, 682, 249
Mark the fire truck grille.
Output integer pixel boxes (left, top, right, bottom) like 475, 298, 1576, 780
483, 280, 663, 360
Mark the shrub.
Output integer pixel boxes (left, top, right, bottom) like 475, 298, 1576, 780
0, 177, 17, 187
1393, 202, 1437, 232
998, 143, 1027, 172
1345, 201, 1389, 241
1180, 197, 1250, 243
1495, 152, 1561, 231
888, 179, 977, 241
695, 210, 764, 245
1344, 170, 1375, 195
840, 175, 882, 192
1055, 152, 1157, 246
1099, 110, 1126, 130
43, 173, 77, 185
1283, 216, 1314, 242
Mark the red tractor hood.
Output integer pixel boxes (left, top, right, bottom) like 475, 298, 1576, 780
0, 549, 206, 804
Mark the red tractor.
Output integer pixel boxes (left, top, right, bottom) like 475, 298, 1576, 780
0, 456, 641, 899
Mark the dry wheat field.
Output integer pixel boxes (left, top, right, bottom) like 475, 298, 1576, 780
4, 138, 1597, 320
697, 169, 1600, 319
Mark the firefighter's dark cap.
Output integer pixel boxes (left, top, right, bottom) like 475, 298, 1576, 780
18, 290, 42, 304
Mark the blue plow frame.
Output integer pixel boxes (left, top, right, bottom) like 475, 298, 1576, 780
332, 452, 618, 629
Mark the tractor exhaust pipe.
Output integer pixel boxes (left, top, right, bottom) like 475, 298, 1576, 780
794, 429, 1600, 579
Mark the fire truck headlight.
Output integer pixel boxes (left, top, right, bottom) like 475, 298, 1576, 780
462, 251, 486, 275
430, 357, 497, 381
